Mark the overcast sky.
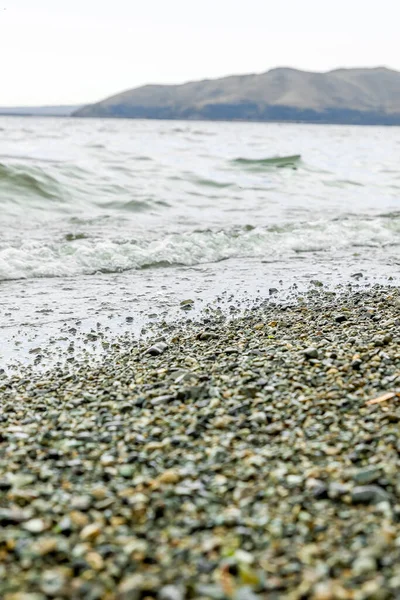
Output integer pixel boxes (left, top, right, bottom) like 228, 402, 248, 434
1, 0, 399, 106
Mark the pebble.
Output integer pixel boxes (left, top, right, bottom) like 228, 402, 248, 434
79, 523, 102, 541
352, 466, 383, 485
22, 519, 48, 534
304, 347, 319, 359
351, 485, 389, 505
352, 555, 377, 576
158, 469, 180, 484
1, 286, 400, 598
145, 342, 168, 356
158, 585, 185, 600
40, 569, 67, 597
70, 495, 92, 511
335, 314, 348, 323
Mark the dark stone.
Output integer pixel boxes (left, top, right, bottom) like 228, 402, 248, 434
335, 314, 348, 323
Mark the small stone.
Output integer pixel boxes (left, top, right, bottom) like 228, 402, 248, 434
158, 585, 185, 600
199, 331, 219, 340
286, 474, 303, 488
117, 577, 142, 600
100, 454, 116, 467
234, 588, 260, 600
119, 465, 134, 478
234, 549, 255, 564
86, 551, 104, 570
249, 411, 267, 423
214, 415, 232, 428
0, 508, 32, 525
352, 466, 383, 485
312, 581, 336, 600
180, 299, 194, 311
150, 394, 176, 406
71, 495, 92, 511
328, 482, 349, 499
195, 584, 225, 600
70, 511, 89, 527
145, 342, 168, 356
158, 470, 180, 484
22, 518, 49, 534
118, 574, 159, 599
351, 485, 389, 505
80, 523, 102, 541
224, 346, 238, 354
32, 537, 59, 557
40, 569, 68, 597
304, 347, 319, 359
307, 478, 329, 499
57, 516, 72, 534
352, 555, 377, 575
335, 314, 348, 323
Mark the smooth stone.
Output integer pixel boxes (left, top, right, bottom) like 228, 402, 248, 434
145, 342, 168, 356
335, 314, 348, 323
0, 508, 32, 525
328, 482, 349, 499
22, 518, 48, 534
351, 485, 389, 505
119, 465, 135, 478
352, 555, 377, 575
158, 585, 185, 600
70, 495, 92, 511
352, 466, 383, 485
80, 523, 102, 541
150, 394, 176, 406
40, 569, 67, 597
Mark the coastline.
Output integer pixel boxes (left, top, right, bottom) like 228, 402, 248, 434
1, 285, 400, 598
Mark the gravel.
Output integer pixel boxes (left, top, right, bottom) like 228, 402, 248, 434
1, 285, 400, 598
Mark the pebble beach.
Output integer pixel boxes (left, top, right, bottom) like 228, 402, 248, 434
1, 284, 400, 599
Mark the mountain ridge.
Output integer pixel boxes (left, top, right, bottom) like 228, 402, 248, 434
74, 67, 400, 125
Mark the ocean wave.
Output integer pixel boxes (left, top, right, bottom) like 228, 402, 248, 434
232, 154, 301, 169
0, 216, 398, 281
192, 177, 234, 189
0, 162, 62, 200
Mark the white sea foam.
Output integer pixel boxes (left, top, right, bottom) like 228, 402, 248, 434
1, 217, 398, 281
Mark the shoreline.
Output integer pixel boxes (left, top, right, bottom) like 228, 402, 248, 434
1, 263, 398, 374
1, 285, 400, 598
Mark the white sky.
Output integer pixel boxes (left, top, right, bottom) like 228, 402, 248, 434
1, 0, 399, 106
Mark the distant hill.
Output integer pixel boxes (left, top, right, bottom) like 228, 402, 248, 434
0, 105, 81, 117
74, 67, 400, 125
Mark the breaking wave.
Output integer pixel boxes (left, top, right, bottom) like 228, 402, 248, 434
1, 216, 398, 281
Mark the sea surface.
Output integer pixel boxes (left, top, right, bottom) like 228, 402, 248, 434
1, 117, 399, 370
